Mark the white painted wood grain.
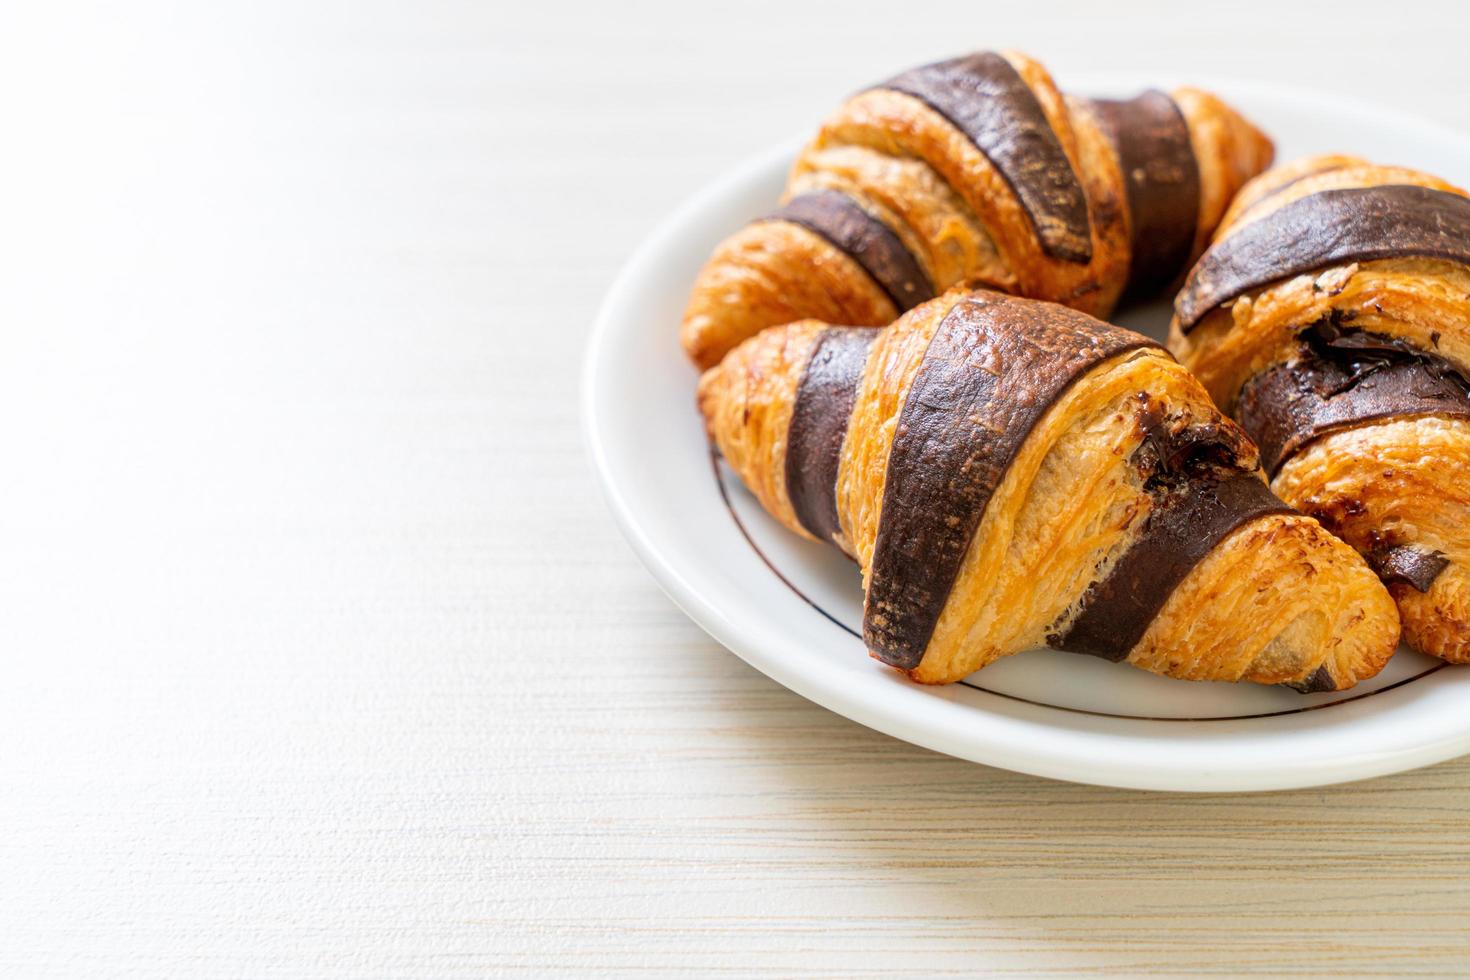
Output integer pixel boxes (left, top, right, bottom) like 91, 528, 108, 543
3, 1, 1470, 975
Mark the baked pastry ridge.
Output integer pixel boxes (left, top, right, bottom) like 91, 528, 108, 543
1170, 156, 1470, 663
700, 289, 1399, 689
680, 49, 1274, 370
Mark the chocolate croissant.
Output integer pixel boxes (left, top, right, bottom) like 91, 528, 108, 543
699, 289, 1398, 689
681, 49, 1274, 370
1170, 156, 1470, 663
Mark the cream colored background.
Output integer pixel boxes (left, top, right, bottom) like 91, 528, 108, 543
4, 1, 1470, 975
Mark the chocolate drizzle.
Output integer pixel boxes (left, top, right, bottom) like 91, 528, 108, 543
1238, 318, 1470, 475
1369, 544, 1450, 594
880, 52, 1093, 263
1051, 405, 1293, 662
1238, 320, 1464, 597
1295, 665, 1338, 694
763, 190, 935, 312
1176, 184, 1470, 333
863, 294, 1156, 669
1091, 90, 1201, 302
785, 327, 880, 549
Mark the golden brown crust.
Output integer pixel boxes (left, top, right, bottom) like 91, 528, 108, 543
1127, 515, 1396, 686
1212, 153, 1366, 236
1274, 418, 1470, 662
696, 320, 826, 539
1170, 86, 1276, 259
1170, 157, 1470, 662
788, 141, 1007, 295
1213, 155, 1463, 243
700, 288, 1399, 689
680, 52, 1273, 370
680, 223, 895, 372
808, 83, 1124, 313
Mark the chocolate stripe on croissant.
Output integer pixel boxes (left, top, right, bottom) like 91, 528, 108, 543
864, 295, 1157, 669
1091, 91, 1200, 301
1052, 473, 1292, 661
785, 326, 880, 548
1238, 323, 1470, 476
1177, 185, 1470, 332
880, 52, 1093, 264
1368, 544, 1451, 594
762, 190, 935, 312
1295, 664, 1338, 694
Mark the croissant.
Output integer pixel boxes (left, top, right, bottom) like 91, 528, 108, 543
699, 288, 1398, 689
680, 49, 1274, 370
1170, 156, 1470, 662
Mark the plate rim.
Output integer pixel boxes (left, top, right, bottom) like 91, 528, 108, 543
582, 73, 1470, 792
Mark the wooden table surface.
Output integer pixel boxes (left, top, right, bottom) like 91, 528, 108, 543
5, 1, 1470, 975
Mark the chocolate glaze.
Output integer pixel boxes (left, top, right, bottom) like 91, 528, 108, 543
1302, 496, 1452, 595
1091, 91, 1200, 302
863, 294, 1156, 669
879, 52, 1093, 264
1054, 474, 1292, 661
763, 190, 935, 312
1238, 318, 1470, 475
1176, 185, 1470, 333
785, 327, 880, 550
1052, 403, 1293, 662
1295, 664, 1339, 694
1369, 544, 1450, 594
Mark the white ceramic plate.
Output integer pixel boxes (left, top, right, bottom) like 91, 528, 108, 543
584, 74, 1470, 791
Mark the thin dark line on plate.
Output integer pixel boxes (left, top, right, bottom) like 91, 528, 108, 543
711, 446, 1441, 722
955, 665, 1445, 722
711, 448, 860, 638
